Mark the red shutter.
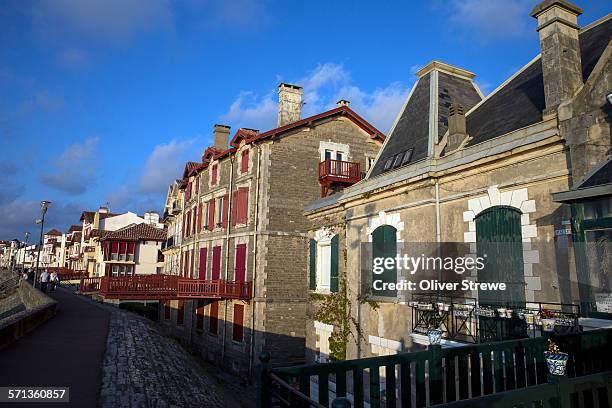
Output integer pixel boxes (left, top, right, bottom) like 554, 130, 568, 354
190, 249, 194, 277
235, 244, 246, 282
208, 200, 215, 231
232, 191, 238, 226
127, 242, 135, 255
186, 212, 191, 237
232, 304, 244, 342
177, 300, 185, 324
212, 246, 221, 280
241, 149, 249, 173
209, 301, 218, 334
198, 248, 207, 279
197, 203, 202, 232
222, 194, 229, 228
196, 300, 204, 330
164, 301, 171, 319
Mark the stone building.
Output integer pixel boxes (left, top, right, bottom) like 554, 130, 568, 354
304, 0, 611, 363
159, 83, 385, 376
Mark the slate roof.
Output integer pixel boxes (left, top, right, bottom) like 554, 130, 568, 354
466, 15, 611, 147
369, 67, 482, 178
578, 156, 612, 189
101, 223, 166, 242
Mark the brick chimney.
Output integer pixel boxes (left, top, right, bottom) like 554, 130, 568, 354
213, 124, 231, 151
530, 0, 584, 113
277, 83, 302, 127
446, 103, 468, 151
336, 99, 350, 107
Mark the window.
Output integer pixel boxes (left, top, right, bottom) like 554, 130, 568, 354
372, 225, 397, 298
209, 301, 218, 334
234, 244, 247, 282
366, 157, 376, 172
211, 164, 218, 185
232, 304, 244, 342
309, 235, 339, 293
196, 300, 204, 330
127, 242, 135, 261
240, 149, 249, 173
392, 153, 403, 168
383, 157, 393, 171
177, 300, 185, 325
401, 149, 414, 166
203, 202, 209, 230
111, 242, 119, 261
216, 196, 224, 227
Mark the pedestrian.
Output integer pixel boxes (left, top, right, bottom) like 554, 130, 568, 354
50, 270, 60, 292
40, 270, 50, 293
27, 269, 34, 283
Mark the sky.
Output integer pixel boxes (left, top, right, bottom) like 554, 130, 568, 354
0, 0, 610, 240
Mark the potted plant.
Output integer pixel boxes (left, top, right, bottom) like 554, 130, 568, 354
544, 340, 568, 376
524, 312, 535, 325
540, 310, 556, 332
427, 326, 442, 345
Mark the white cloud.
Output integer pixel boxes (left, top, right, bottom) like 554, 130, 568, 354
138, 138, 199, 195
446, 0, 533, 41
0, 199, 83, 240
39, 137, 99, 194
221, 62, 410, 133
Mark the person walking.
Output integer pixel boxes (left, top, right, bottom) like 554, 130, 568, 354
39, 270, 50, 293
50, 270, 60, 292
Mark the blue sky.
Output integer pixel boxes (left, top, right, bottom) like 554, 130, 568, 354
0, 0, 610, 240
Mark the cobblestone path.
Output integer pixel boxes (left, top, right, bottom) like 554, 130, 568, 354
100, 308, 227, 408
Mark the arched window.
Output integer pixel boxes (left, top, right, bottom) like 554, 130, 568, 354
476, 206, 525, 306
372, 225, 397, 298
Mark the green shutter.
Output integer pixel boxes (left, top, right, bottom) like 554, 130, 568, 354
309, 239, 316, 290
476, 206, 524, 306
372, 225, 397, 297
330, 235, 339, 293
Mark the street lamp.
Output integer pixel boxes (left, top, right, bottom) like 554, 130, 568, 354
33, 201, 51, 288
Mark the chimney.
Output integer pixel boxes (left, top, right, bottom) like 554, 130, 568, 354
98, 206, 109, 214
530, 0, 584, 113
336, 99, 350, 107
213, 124, 231, 151
277, 83, 302, 127
447, 103, 467, 151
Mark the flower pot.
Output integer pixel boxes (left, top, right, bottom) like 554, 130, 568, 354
427, 329, 442, 345
476, 308, 495, 317
497, 308, 506, 317
525, 313, 535, 324
541, 318, 556, 332
544, 351, 568, 376
408, 301, 419, 307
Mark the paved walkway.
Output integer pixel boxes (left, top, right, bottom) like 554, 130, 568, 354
0, 286, 110, 407
99, 305, 227, 407
0, 286, 249, 407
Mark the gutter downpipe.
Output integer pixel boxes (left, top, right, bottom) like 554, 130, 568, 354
248, 144, 262, 377
221, 155, 236, 361
435, 179, 442, 296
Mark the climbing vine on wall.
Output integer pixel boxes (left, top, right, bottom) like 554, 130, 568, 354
311, 282, 352, 361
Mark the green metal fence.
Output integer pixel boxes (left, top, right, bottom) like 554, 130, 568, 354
257, 328, 612, 407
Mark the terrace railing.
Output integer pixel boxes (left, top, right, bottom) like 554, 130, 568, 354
79, 277, 102, 293
257, 327, 612, 408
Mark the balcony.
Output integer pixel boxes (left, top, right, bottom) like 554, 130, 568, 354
82, 274, 252, 300
317, 159, 361, 197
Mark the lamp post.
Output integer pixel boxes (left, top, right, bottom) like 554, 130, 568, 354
33, 201, 51, 288
20, 232, 30, 273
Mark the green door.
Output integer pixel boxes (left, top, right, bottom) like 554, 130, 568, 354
476, 206, 525, 307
